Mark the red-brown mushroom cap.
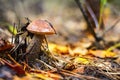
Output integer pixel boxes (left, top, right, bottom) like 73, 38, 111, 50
27, 19, 55, 35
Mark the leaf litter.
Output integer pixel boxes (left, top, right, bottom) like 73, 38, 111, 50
0, 1, 120, 80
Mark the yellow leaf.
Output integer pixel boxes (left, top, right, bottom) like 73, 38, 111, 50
33, 73, 54, 80
69, 47, 88, 56
89, 50, 116, 58
74, 57, 89, 64
48, 43, 68, 54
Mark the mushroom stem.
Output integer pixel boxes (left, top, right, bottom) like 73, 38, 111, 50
26, 34, 45, 63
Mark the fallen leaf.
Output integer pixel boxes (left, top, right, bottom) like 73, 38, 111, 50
13, 75, 31, 80
48, 43, 68, 54
89, 50, 117, 58
1, 58, 26, 75
32, 73, 54, 80
0, 38, 13, 52
29, 69, 62, 80
73, 66, 85, 74
73, 57, 89, 64
69, 47, 88, 56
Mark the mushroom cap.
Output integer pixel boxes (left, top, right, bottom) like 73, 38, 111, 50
27, 19, 55, 35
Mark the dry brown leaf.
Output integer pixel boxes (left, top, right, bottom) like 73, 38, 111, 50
73, 66, 85, 74
0, 38, 13, 52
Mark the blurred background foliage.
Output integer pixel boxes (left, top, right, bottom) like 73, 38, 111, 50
0, 0, 119, 44
109, 0, 120, 9
0, 0, 73, 23
0, 0, 119, 23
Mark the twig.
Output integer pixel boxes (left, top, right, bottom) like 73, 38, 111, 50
9, 32, 28, 54
59, 68, 101, 80
102, 18, 120, 37
108, 72, 120, 75
74, 0, 100, 42
85, 0, 99, 28
36, 59, 55, 70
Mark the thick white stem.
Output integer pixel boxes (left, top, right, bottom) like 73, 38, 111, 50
26, 34, 45, 63
26, 35, 44, 54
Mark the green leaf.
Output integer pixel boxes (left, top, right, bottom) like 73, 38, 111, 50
101, 0, 107, 6
8, 25, 17, 35
99, 0, 107, 27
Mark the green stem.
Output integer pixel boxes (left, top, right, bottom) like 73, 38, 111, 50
107, 43, 120, 52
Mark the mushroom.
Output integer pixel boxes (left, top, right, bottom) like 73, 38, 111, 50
26, 19, 56, 63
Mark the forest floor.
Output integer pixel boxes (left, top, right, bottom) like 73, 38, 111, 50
0, 3, 120, 80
